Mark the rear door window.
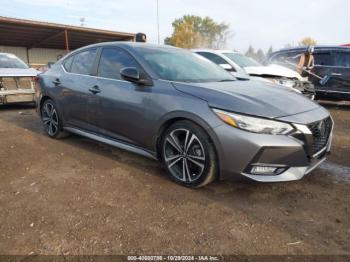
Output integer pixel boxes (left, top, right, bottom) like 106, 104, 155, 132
70, 49, 97, 75
335, 52, 350, 67
97, 48, 141, 80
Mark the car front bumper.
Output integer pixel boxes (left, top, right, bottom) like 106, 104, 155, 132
213, 109, 332, 182
241, 153, 328, 182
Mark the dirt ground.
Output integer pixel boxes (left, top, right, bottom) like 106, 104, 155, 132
0, 101, 349, 256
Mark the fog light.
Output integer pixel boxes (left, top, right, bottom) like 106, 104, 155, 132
251, 166, 277, 175
249, 165, 288, 176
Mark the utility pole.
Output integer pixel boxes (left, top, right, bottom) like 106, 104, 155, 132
157, 0, 160, 44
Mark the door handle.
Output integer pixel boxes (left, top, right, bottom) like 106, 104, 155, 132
52, 78, 61, 85
332, 73, 342, 76
89, 85, 101, 94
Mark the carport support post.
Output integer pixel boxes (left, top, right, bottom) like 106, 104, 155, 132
25, 47, 30, 65
64, 29, 70, 53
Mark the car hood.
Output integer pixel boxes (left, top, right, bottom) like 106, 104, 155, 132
172, 80, 320, 118
0, 68, 39, 77
244, 64, 302, 80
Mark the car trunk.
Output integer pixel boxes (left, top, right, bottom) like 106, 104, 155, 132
0, 76, 35, 104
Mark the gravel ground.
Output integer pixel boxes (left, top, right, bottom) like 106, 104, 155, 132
0, 102, 349, 255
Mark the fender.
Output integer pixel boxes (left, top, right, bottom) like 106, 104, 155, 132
152, 110, 224, 172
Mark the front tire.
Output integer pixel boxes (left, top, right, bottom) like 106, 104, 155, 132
161, 120, 218, 188
41, 99, 67, 138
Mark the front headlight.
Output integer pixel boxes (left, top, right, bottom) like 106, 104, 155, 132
278, 79, 297, 88
266, 78, 301, 93
213, 109, 294, 135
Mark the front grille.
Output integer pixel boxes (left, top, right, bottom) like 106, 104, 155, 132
307, 117, 332, 156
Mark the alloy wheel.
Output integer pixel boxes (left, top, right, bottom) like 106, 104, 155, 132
163, 128, 206, 183
42, 102, 59, 136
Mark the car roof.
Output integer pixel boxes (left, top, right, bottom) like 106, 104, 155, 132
74, 41, 180, 52
62, 42, 185, 62
192, 49, 239, 54
269, 45, 350, 56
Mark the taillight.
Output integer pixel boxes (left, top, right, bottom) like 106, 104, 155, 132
32, 76, 39, 91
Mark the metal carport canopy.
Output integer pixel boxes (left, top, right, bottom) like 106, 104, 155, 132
0, 16, 135, 51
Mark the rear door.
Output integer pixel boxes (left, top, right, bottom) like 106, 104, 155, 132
60, 48, 99, 132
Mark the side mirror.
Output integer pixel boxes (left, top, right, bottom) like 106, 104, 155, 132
120, 67, 152, 86
219, 64, 235, 72
120, 67, 140, 82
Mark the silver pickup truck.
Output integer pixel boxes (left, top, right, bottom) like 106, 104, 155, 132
0, 53, 38, 105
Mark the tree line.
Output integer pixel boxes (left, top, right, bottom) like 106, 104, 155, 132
165, 14, 317, 63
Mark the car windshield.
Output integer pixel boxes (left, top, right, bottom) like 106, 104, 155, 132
223, 52, 261, 67
0, 54, 28, 69
135, 46, 235, 83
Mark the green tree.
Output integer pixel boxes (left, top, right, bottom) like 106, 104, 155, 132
256, 49, 265, 63
164, 37, 173, 46
165, 15, 231, 49
245, 45, 256, 59
299, 37, 317, 46
266, 46, 273, 57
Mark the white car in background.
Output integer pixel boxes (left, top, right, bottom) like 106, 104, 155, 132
0, 53, 38, 105
194, 49, 315, 99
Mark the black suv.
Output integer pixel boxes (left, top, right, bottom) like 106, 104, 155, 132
266, 46, 350, 100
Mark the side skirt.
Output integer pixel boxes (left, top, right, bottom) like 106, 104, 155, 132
64, 127, 157, 160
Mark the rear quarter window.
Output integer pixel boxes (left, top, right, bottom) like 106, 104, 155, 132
63, 56, 74, 72
335, 52, 350, 67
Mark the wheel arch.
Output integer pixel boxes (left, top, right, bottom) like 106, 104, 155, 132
39, 95, 53, 116
39, 95, 67, 131
154, 112, 222, 179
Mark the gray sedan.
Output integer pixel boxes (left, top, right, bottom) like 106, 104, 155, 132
36, 42, 332, 187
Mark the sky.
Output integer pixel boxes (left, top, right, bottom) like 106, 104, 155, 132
0, 0, 348, 53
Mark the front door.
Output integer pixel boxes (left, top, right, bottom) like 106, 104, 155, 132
93, 47, 154, 147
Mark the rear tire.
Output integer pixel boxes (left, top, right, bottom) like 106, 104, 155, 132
161, 120, 218, 188
41, 99, 68, 138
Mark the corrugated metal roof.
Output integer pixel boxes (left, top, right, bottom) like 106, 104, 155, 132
0, 16, 135, 50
